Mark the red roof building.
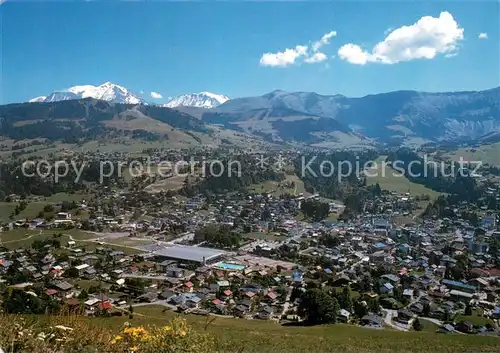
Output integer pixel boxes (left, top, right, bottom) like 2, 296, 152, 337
267, 292, 277, 300
64, 298, 80, 306
97, 301, 112, 310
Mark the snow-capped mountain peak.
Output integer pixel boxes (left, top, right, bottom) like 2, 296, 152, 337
29, 82, 146, 105
29, 96, 47, 103
164, 92, 230, 109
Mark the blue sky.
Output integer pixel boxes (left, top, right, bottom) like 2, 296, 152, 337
1, 1, 499, 104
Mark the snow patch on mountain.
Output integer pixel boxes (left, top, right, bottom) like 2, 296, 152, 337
164, 92, 229, 109
29, 96, 47, 103
28, 82, 146, 104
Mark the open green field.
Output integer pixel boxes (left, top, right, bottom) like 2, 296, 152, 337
74, 241, 144, 255
0, 201, 47, 222
419, 319, 440, 333
43, 192, 87, 203
0, 202, 16, 222
446, 142, 500, 166
243, 231, 288, 241
248, 180, 293, 197
365, 156, 442, 199
0, 193, 88, 222
0, 229, 93, 248
456, 309, 494, 326
102, 236, 155, 248
0, 229, 142, 254
31, 305, 500, 353
248, 172, 310, 198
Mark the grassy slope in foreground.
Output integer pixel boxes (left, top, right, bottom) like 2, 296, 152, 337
53, 305, 499, 353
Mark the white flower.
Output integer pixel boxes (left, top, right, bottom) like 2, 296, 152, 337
54, 325, 74, 331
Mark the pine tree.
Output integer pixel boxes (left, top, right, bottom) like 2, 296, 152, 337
129, 304, 134, 319
413, 318, 422, 331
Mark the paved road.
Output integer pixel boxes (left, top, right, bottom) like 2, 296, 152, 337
126, 300, 177, 310
381, 291, 425, 332
120, 273, 172, 281
280, 287, 293, 317
420, 317, 443, 326
383, 309, 409, 331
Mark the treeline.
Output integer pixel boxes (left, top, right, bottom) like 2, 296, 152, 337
294, 150, 378, 201
0, 159, 127, 200
423, 190, 499, 221
194, 224, 242, 249
386, 149, 479, 200
179, 156, 285, 197
300, 199, 330, 221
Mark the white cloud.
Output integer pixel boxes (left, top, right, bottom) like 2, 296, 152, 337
304, 52, 328, 63
150, 91, 163, 99
260, 45, 308, 67
478, 32, 488, 39
312, 31, 337, 52
260, 31, 336, 67
338, 44, 370, 65
338, 11, 464, 65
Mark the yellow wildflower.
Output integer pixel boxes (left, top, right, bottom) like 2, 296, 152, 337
111, 335, 123, 344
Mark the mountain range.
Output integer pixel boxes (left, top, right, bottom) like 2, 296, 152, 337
13, 84, 500, 148
215, 88, 500, 143
30, 82, 147, 105
29, 83, 229, 109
